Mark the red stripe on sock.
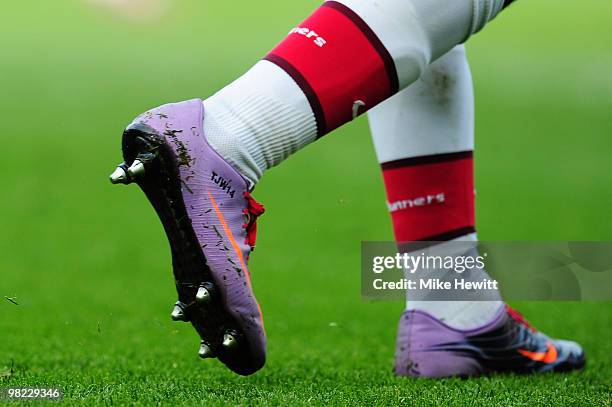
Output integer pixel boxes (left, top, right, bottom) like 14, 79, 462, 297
383, 155, 475, 242
265, 2, 397, 137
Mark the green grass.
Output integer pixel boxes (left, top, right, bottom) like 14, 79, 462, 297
1, 0, 611, 405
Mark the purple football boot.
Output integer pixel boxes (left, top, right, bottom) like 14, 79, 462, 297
395, 305, 585, 378
109, 99, 267, 376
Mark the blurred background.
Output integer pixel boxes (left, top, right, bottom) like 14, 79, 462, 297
0, 0, 611, 404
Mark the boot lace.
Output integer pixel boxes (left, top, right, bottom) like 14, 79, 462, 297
242, 191, 265, 252
505, 304, 536, 332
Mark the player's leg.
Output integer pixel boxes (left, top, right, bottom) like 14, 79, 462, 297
109, 0, 514, 375
369, 46, 584, 378
202, 0, 514, 186
369, 45, 503, 331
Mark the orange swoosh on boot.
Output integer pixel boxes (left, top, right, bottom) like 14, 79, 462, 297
518, 341, 558, 364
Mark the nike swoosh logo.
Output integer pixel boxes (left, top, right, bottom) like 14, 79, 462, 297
206, 191, 249, 276
518, 341, 558, 364
206, 191, 266, 331
352, 100, 366, 119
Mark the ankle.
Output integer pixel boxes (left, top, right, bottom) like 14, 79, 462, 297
203, 104, 263, 187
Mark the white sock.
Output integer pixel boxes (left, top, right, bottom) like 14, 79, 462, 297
203, 61, 316, 186
369, 46, 503, 330
203, 0, 507, 185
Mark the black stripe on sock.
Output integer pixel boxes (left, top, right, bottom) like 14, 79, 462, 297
323, 1, 399, 94
264, 54, 327, 137
503, 0, 517, 9
420, 226, 477, 242
381, 151, 473, 171
397, 226, 477, 251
